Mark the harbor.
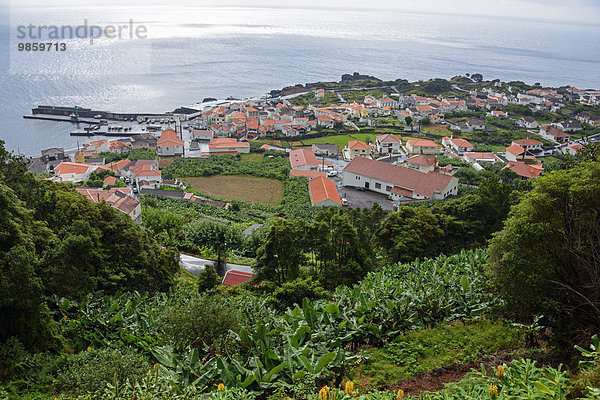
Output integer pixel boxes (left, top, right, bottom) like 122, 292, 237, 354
23, 105, 198, 137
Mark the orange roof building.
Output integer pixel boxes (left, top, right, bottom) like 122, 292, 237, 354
309, 176, 342, 207
503, 161, 543, 179
207, 138, 250, 154
53, 162, 97, 182
222, 270, 254, 286
157, 129, 184, 156
289, 169, 327, 179
406, 139, 442, 155
76, 187, 140, 219
343, 156, 459, 200
289, 148, 319, 170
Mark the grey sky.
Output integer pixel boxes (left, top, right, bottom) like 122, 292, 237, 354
9, 0, 600, 23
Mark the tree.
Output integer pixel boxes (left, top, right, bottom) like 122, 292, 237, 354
183, 221, 243, 276
377, 206, 447, 263
267, 277, 327, 311
197, 265, 222, 292
405, 116, 413, 126
471, 73, 484, 83
0, 183, 45, 346
488, 162, 600, 344
0, 140, 180, 347
254, 219, 307, 284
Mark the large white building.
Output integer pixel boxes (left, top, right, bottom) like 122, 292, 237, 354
342, 157, 458, 201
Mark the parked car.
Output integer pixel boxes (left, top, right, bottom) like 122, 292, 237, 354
132, 187, 138, 194
327, 170, 338, 177
341, 198, 348, 206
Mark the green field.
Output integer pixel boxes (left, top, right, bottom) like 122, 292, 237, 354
183, 174, 283, 205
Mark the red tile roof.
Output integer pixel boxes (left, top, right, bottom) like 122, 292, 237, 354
54, 162, 95, 175
158, 129, 184, 146
503, 161, 543, 179
347, 140, 370, 150
317, 114, 335, 122
463, 152, 501, 161
289, 170, 327, 178
135, 170, 162, 178
513, 139, 542, 146
222, 270, 254, 286
309, 176, 342, 205
344, 157, 455, 199
76, 188, 139, 215
506, 144, 525, 156
407, 139, 439, 148
289, 149, 319, 168
376, 134, 401, 144
447, 137, 473, 148
103, 176, 117, 185
208, 138, 250, 149
545, 126, 570, 138
406, 155, 437, 167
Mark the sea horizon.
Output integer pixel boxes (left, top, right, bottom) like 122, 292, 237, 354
1, 3, 599, 155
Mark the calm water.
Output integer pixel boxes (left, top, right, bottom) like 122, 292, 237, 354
0, 5, 599, 155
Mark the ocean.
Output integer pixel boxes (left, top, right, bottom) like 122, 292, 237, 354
0, 4, 599, 155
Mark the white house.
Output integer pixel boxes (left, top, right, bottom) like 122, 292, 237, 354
289, 148, 320, 171
505, 144, 536, 162
406, 139, 442, 155
342, 156, 458, 201
511, 139, 543, 153
344, 140, 371, 160
442, 137, 474, 154
404, 155, 438, 173
375, 134, 402, 155
540, 125, 570, 143
53, 162, 97, 182
135, 170, 163, 189
463, 152, 502, 164
317, 114, 335, 128
157, 129, 184, 156
516, 117, 538, 129
309, 177, 342, 207
208, 138, 250, 154
556, 121, 582, 132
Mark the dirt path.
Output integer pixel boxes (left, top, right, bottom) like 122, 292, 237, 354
383, 351, 547, 397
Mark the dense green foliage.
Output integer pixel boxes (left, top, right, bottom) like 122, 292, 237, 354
163, 154, 290, 180
488, 161, 600, 342
1, 249, 498, 398
0, 142, 179, 348
99, 149, 156, 163
359, 320, 523, 386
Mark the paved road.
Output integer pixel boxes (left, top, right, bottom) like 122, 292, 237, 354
179, 253, 253, 276
451, 84, 469, 93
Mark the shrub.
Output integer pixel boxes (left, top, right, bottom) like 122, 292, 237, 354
54, 347, 149, 395
197, 265, 222, 293
160, 294, 241, 350
267, 277, 327, 311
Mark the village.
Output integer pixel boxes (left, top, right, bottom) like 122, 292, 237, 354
26, 77, 600, 228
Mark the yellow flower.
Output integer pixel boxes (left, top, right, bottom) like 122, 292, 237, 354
87, 346, 92, 352
488, 384, 498, 398
344, 381, 354, 395
496, 365, 505, 378
153, 363, 159, 371
397, 389, 404, 400
63, 315, 67, 320
319, 386, 330, 400
217, 383, 225, 392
